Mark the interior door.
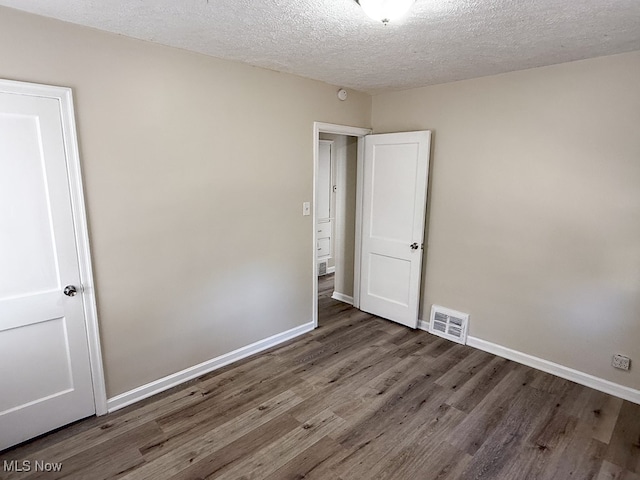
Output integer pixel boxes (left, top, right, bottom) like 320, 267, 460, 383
0, 86, 95, 450
316, 140, 333, 271
359, 131, 431, 328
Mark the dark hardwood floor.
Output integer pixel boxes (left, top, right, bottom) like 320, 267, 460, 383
2, 273, 639, 479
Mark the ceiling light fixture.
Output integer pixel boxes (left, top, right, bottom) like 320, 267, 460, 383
357, 0, 416, 25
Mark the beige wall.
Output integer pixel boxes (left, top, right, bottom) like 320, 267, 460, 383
372, 51, 640, 390
340, 136, 358, 297
0, 7, 371, 397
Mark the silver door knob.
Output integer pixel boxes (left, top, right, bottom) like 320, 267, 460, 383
410, 243, 419, 250
64, 285, 78, 297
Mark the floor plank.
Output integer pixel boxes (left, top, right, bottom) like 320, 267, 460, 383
1, 273, 638, 479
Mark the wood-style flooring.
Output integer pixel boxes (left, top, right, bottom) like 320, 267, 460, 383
2, 273, 639, 479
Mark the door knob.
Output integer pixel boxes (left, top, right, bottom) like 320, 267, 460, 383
410, 242, 419, 250
64, 285, 78, 297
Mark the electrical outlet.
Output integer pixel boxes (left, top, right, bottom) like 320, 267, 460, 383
612, 354, 631, 371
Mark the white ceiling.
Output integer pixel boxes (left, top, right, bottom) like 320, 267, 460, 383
2, 0, 639, 94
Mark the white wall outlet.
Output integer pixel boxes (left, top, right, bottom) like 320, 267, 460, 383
612, 354, 631, 371
302, 202, 311, 216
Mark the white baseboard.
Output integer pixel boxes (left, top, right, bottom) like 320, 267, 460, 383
106, 321, 315, 413
327, 266, 335, 274
331, 292, 354, 305
417, 319, 640, 405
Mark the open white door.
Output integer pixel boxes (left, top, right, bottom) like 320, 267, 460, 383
0, 82, 96, 450
359, 131, 431, 328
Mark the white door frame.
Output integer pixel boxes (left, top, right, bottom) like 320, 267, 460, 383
312, 122, 372, 328
0, 79, 108, 416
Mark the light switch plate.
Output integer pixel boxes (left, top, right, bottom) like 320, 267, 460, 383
302, 202, 311, 216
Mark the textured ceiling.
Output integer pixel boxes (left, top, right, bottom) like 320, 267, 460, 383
1, 0, 639, 93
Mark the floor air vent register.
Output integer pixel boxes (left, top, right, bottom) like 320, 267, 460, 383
428, 305, 469, 345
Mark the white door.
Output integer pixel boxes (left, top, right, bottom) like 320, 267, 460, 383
359, 131, 431, 328
316, 140, 334, 271
0, 83, 95, 450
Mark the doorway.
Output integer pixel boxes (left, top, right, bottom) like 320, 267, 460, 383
316, 133, 356, 325
313, 122, 432, 330
313, 123, 371, 328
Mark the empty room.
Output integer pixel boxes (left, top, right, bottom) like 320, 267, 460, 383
0, 1, 639, 479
